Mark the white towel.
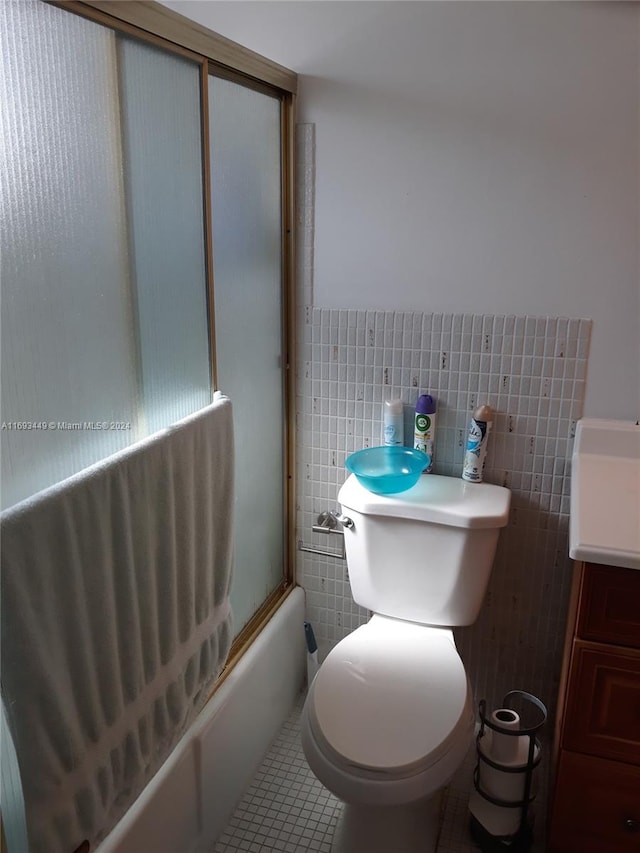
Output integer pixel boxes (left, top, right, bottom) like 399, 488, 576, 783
1, 395, 235, 853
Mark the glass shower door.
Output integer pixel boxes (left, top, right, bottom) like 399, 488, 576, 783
0, 1, 211, 508
208, 74, 284, 636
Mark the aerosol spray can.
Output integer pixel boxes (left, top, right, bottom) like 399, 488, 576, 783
462, 404, 494, 483
383, 399, 404, 446
414, 394, 436, 473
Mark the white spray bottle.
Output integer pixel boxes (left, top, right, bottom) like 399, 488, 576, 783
383, 399, 404, 446
462, 404, 494, 483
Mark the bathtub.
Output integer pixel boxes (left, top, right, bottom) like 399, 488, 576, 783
96, 586, 306, 853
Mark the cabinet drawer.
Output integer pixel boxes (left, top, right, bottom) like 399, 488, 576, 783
578, 563, 640, 649
563, 641, 640, 764
549, 750, 640, 853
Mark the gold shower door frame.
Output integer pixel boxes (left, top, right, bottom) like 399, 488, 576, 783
47, 0, 298, 690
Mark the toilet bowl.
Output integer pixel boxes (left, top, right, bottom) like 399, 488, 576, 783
301, 616, 475, 852
301, 473, 511, 853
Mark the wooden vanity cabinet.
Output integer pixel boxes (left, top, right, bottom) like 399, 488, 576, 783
549, 561, 640, 853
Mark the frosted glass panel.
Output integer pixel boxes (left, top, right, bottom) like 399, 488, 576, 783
1, 1, 137, 509
1, 3, 211, 509
118, 39, 210, 435
209, 76, 283, 634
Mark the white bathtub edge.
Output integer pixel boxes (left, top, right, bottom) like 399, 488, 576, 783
96, 586, 306, 853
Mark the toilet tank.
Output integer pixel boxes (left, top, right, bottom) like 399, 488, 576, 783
338, 474, 511, 627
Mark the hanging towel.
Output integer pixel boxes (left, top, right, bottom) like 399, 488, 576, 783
1, 394, 235, 853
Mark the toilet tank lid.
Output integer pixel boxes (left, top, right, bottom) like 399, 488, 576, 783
338, 473, 510, 529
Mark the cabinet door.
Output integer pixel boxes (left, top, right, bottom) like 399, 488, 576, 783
549, 751, 640, 853
563, 641, 640, 765
578, 564, 640, 649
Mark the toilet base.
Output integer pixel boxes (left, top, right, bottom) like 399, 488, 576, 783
331, 790, 444, 853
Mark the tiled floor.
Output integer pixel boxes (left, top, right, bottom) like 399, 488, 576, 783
213, 692, 548, 853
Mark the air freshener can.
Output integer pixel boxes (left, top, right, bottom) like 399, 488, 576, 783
383, 399, 404, 446
414, 394, 436, 472
462, 404, 494, 483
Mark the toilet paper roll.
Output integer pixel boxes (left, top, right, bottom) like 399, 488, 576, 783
471, 749, 528, 838
488, 708, 520, 764
470, 707, 540, 837
479, 758, 527, 806
478, 709, 534, 802
469, 788, 521, 839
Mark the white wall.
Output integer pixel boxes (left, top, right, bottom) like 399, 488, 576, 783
166, 0, 640, 419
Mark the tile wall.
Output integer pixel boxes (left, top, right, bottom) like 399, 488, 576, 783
294, 125, 592, 718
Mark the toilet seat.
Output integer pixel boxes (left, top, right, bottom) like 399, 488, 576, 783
307, 616, 472, 780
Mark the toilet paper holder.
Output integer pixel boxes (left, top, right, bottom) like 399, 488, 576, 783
469, 690, 547, 852
297, 510, 349, 559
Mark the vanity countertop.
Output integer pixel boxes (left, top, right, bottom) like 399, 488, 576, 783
569, 418, 640, 571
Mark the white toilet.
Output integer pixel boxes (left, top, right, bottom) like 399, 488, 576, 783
301, 472, 511, 853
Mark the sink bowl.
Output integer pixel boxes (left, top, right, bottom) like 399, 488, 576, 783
570, 418, 640, 570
